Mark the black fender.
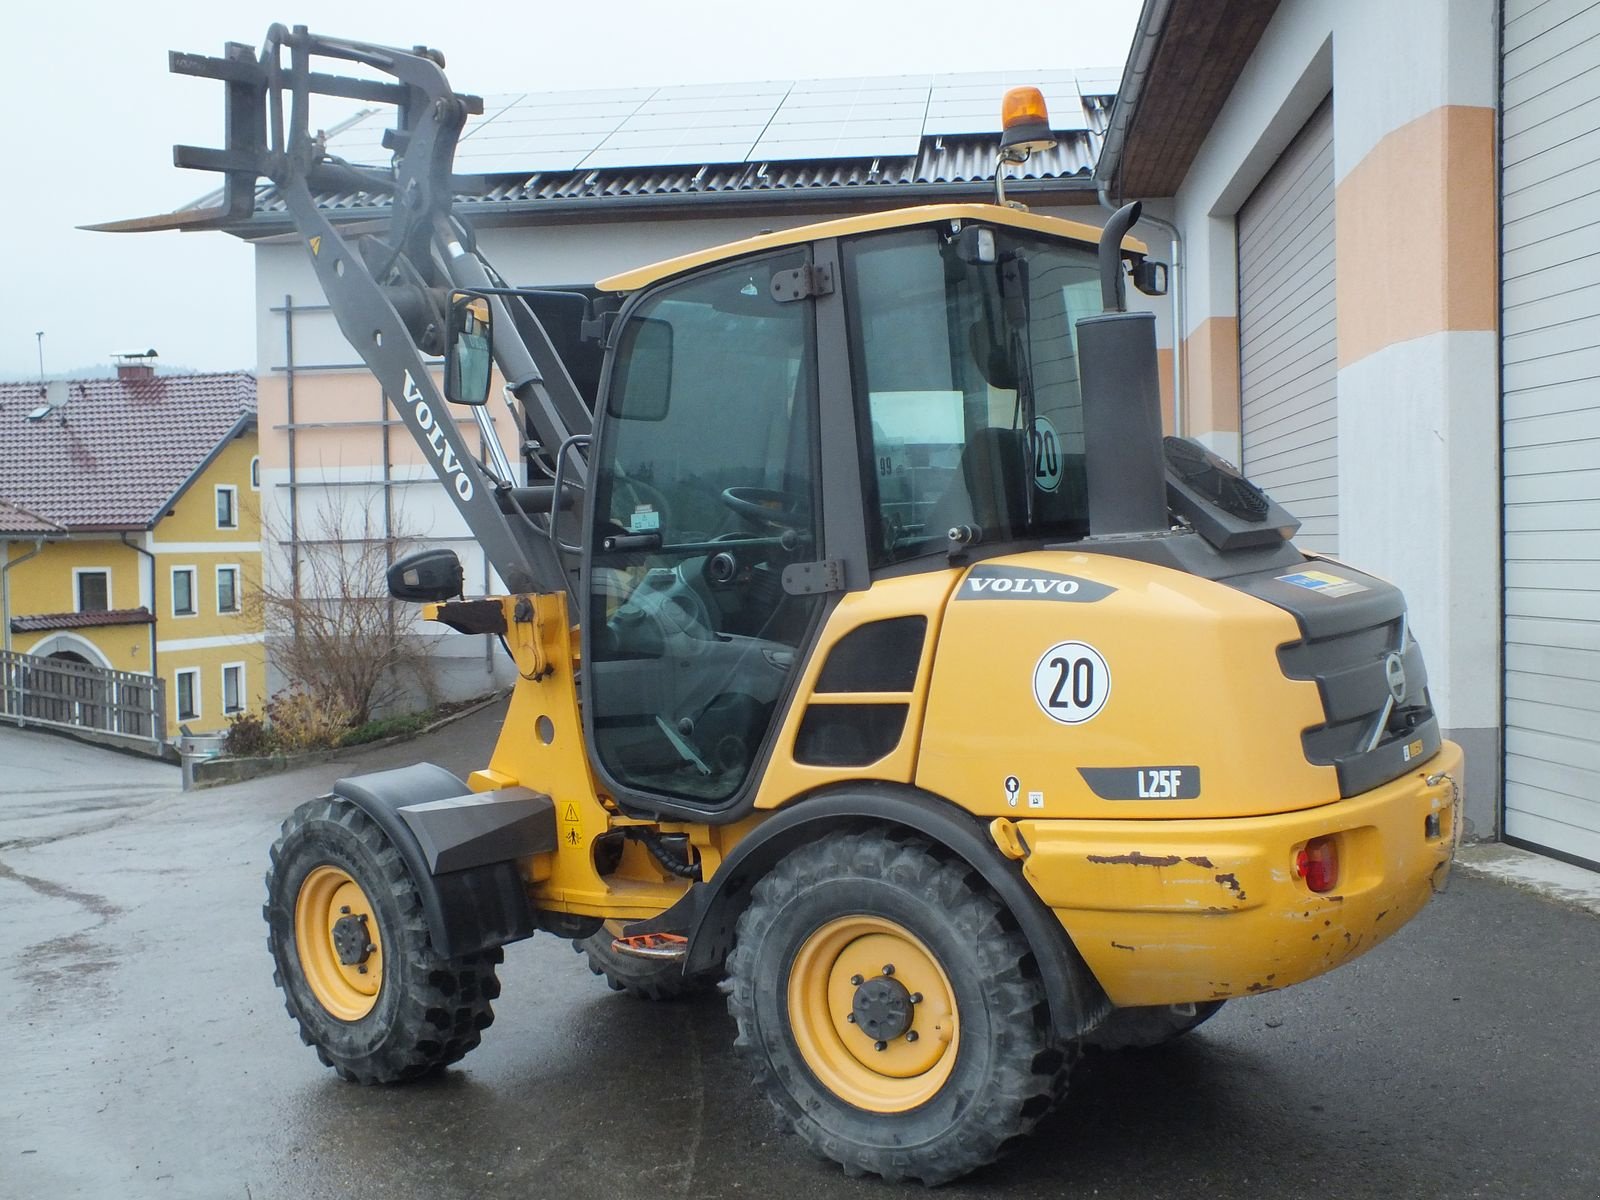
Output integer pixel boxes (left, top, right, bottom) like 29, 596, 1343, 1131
662, 781, 1111, 1041
330, 763, 549, 958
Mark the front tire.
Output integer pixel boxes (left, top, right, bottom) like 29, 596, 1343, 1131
726, 831, 1070, 1185
264, 796, 501, 1083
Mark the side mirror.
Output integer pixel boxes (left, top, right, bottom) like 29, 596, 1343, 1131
444, 292, 493, 405
387, 547, 464, 602
605, 316, 674, 421
1131, 259, 1169, 297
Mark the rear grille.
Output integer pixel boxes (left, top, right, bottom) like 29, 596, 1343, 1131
1278, 614, 1440, 797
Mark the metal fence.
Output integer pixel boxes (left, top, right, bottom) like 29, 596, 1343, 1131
0, 649, 167, 748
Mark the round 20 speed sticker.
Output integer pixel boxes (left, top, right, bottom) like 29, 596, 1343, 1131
1032, 641, 1111, 725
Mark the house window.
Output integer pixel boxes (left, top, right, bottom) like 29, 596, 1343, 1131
75, 569, 110, 613
250, 456, 260, 490
216, 485, 238, 529
175, 668, 200, 722
216, 566, 240, 614
172, 567, 196, 617
221, 663, 244, 715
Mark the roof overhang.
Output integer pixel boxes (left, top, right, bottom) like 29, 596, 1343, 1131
224, 170, 1102, 241
10, 607, 155, 634
0, 500, 67, 539
1095, 0, 1283, 200
147, 411, 257, 527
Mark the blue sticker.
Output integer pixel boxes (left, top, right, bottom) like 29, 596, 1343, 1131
1276, 569, 1368, 598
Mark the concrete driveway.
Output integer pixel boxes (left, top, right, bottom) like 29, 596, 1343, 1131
0, 723, 177, 842
2, 706, 1597, 1200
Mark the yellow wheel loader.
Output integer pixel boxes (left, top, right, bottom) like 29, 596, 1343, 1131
102, 26, 1463, 1185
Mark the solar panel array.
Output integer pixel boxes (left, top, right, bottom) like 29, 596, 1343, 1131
325, 69, 1117, 174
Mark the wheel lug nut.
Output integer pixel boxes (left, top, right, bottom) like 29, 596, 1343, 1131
909, 992, 922, 1004
849, 974, 864, 986
906, 1030, 919, 1042
357, 965, 367, 974
339, 906, 351, 915
874, 1040, 887, 1052
846, 1013, 856, 1023
882, 964, 895, 976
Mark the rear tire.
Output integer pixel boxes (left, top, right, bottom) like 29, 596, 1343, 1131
264, 795, 501, 1083
1083, 1001, 1224, 1051
726, 831, 1070, 1185
574, 921, 704, 1000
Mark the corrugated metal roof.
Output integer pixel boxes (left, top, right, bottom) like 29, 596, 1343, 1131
209, 71, 1115, 228
10, 608, 154, 633
0, 374, 256, 531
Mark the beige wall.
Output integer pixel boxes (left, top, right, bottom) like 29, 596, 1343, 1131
1153, 0, 1502, 833
1335, 105, 1498, 369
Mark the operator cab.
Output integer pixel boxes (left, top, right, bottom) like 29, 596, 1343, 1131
579, 208, 1115, 818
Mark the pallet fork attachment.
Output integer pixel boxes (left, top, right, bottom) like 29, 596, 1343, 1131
87, 25, 591, 600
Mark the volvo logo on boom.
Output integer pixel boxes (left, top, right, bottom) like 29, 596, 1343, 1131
401, 370, 474, 502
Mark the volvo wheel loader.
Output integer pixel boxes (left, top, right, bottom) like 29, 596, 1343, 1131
101, 26, 1463, 1185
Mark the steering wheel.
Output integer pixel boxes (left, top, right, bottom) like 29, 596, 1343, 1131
720, 487, 808, 532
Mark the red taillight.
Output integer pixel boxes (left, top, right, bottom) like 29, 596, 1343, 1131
1296, 835, 1340, 893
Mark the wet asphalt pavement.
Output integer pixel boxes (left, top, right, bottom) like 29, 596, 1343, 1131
2, 707, 1598, 1200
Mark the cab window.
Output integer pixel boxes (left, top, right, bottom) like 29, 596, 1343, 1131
586, 250, 822, 806
842, 225, 1101, 564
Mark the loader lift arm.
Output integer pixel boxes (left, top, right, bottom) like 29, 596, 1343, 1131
89, 24, 592, 598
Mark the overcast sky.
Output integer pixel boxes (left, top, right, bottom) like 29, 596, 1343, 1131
1, 1, 1140, 379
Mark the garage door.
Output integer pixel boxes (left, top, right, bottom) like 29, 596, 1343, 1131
1502, 0, 1600, 868
1237, 97, 1338, 554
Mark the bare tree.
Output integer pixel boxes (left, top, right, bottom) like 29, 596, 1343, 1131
253, 493, 439, 727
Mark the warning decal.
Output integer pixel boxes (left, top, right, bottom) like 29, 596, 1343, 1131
560, 801, 581, 848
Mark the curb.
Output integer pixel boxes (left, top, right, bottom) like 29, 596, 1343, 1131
188, 690, 508, 790
1453, 842, 1600, 917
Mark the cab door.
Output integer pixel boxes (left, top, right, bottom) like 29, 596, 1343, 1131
582, 249, 825, 813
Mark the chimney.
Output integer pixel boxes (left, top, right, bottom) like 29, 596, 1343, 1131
114, 348, 159, 381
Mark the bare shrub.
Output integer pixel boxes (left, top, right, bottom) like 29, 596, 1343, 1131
254, 493, 439, 726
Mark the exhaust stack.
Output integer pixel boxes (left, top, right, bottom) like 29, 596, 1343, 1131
1075, 202, 1170, 537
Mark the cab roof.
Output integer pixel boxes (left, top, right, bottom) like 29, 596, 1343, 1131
594, 203, 1147, 293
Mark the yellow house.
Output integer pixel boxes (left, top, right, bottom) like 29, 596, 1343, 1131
1, 362, 264, 736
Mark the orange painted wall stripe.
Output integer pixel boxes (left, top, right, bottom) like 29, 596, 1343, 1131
1180, 316, 1242, 437
1335, 105, 1497, 369
1156, 346, 1176, 436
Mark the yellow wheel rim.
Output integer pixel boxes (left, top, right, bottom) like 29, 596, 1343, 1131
786, 916, 960, 1114
294, 865, 383, 1021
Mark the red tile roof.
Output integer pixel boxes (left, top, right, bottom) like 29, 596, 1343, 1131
0, 373, 256, 531
10, 607, 155, 633
0, 499, 65, 536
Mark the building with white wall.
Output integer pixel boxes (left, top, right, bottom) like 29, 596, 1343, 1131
1097, 0, 1599, 869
